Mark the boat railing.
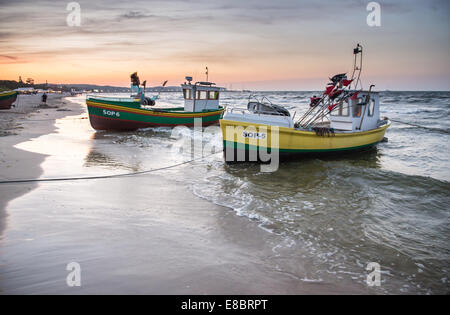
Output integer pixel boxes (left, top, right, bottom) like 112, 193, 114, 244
247, 94, 273, 106
226, 106, 291, 117
86, 94, 138, 102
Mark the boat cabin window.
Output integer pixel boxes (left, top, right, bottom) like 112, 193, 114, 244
368, 99, 375, 116
197, 90, 207, 100
330, 103, 349, 116
208, 91, 219, 100
183, 88, 192, 100
353, 98, 363, 117
342, 103, 349, 116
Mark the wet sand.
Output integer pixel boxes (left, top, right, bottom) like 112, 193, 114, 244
0, 96, 368, 294
0, 94, 73, 241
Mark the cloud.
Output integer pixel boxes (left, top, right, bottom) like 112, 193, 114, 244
0, 54, 27, 64
119, 10, 154, 19
0, 0, 449, 89
0, 55, 17, 60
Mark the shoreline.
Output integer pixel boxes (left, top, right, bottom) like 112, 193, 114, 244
0, 96, 368, 294
0, 94, 81, 239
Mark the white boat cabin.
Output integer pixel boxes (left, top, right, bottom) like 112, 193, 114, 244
223, 109, 295, 128
329, 91, 380, 132
223, 98, 295, 128
222, 91, 382, 133
181, 77, 221, 112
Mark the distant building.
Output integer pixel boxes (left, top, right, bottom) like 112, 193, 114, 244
15, 87, 36, 94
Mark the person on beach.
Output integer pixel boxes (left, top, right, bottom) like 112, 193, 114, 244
41, 93, 47, 104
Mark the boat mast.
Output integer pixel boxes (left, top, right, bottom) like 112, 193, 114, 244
352, 44, 363, 90
296, 44, 365, 129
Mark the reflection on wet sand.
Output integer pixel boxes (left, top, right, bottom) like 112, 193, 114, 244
90, 127, 174, 141
84, 149, 141, 172
0, 96, 84, 238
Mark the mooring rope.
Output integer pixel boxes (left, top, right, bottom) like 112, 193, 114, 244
389, 118, 450, 134
18, 117, 88, 122
0, 152, 221, 185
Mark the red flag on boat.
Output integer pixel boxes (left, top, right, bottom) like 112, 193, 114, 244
310, 97, 321, 107
329, 89, 343, 100
324, 85, 335, 95
342, 79, 353, 87
350, 92, 359, 100
328, 103, 338, 111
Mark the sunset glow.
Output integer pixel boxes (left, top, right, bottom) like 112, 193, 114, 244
1, 0, 449, 90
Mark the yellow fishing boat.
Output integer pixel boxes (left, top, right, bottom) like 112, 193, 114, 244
220, 115, 390, 158
220, 44, 390, 162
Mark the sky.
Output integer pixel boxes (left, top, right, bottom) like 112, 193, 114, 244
0, 0, 449, 90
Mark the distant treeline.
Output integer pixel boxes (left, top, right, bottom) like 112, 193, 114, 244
0, 80, 59, 91
0, 80, 183, 93
0, 80, 130, 93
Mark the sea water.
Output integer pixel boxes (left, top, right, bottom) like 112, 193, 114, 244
16, 91, 450, 294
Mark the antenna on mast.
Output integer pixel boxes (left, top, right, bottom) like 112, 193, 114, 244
206, 66, 209, 82
351, 43, 363, 89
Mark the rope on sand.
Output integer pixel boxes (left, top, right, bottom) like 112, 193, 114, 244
0, 111, 26, 115
389, 118, 450, 134
0, 152, 221, 185
16, 117, 88, 122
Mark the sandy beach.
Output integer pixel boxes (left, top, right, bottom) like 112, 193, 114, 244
0, 94, 72, 239
2, 0, 449, 298
0, 95, 369, 295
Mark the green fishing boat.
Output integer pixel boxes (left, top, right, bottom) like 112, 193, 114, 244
0, 90, 18, 110
86, 73, 224, 131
